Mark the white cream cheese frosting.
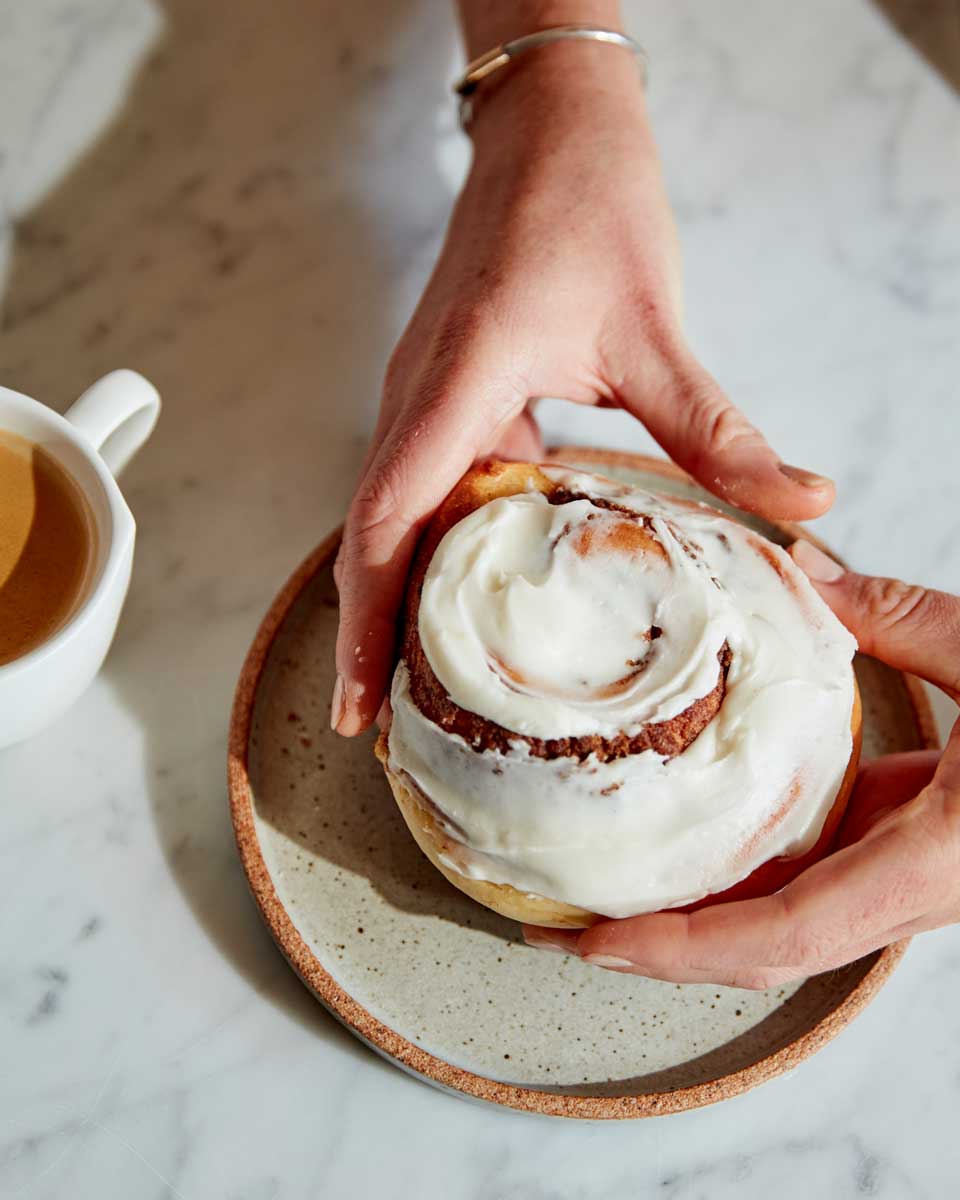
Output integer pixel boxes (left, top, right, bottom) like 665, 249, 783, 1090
387, 467, 858, 918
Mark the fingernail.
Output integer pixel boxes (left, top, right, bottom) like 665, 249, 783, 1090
523, 932, 572, 955
330, 674, 346, 731
583, 954, 636, 970
779, 462, 833, 490
792, 539, 845, 583
525, 937, 568, 955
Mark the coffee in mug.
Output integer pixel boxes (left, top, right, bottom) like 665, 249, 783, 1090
0, 369, 160, 748
0, 430, 97, 665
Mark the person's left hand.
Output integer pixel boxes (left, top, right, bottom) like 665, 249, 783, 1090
523, 540, 960, 989
330, 50, 835, 740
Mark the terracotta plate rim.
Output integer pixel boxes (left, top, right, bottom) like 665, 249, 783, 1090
227, 449, 937, 1119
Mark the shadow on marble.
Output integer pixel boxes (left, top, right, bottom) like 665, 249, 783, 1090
871, 0, 960, 91
0, 0, 457, 1050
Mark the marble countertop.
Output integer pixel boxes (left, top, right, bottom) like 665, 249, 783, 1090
1, 1, 958, 1196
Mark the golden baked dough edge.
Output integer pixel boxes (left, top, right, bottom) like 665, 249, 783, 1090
376, 683, 860, 929
374, 731, 603, 928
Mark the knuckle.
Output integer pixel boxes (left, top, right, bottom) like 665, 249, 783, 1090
705, 406, 755, 456
347, 421, 434, 546
854, 579, 960, 696
688, 388, 759, 459
860, 576, 930, 631
345, 471, 406, 555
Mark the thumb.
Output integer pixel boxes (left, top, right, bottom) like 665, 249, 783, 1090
790, 540, 960, 702
616, 351, 835, 522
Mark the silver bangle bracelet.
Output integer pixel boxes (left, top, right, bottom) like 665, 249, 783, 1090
453, 25, 648, 128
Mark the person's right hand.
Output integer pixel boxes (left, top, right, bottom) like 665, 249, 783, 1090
524, 545, 960, 988
331, 43, 835, 737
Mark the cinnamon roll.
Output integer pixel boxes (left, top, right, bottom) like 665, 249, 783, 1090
376, 461, 861, 927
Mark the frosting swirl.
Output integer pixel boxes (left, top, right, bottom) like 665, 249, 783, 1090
388, 466, 858, 917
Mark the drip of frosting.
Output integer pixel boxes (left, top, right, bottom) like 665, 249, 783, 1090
388, 467, 858, 917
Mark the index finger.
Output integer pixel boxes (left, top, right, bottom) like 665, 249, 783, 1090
613, 343, 836, 522
333, 380, 524, 736
333, 420, 474, 736
790, 541, 960, 701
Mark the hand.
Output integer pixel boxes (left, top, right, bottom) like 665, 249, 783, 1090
332, 45, 835, 736
523, 540, 960, 989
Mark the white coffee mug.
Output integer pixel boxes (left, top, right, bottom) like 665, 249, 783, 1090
0, 369, 160, 748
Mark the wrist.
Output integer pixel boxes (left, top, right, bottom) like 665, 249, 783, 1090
466, 39, 650, 156
459, 1, 625, 59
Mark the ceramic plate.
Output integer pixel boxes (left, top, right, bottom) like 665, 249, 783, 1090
228, 449, 937, 1118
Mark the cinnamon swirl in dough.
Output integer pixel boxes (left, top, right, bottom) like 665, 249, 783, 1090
376, 462, 861, 927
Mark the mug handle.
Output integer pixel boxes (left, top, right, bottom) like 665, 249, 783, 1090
64, 369, 161, 477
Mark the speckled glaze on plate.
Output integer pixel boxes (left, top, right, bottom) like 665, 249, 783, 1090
228, 449, 938, 1118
